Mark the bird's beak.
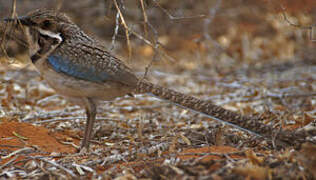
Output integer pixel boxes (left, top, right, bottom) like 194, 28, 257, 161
4, 16, 34, 26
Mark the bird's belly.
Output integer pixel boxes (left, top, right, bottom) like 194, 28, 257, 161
40, 65, 133, 101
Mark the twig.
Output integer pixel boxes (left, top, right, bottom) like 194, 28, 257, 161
0, 0, 17, 64
26, 104, 167, 123
72, 163, 94, 175
176, 151, 245, 158
110, 12, 120, 51
140, 0, 149, 38
152, 0, 206, 21
38, 157, 77, 178
138, 142, 170, 154
112, 0, 132, 60
0, 155, 19, 169
281, 6, 310, 29
280, 5, 316, 42
22, 106, 82, 122
203, 0, 225, 55
1, 32, 29, 49
32, 116, 122, 124
126, 26, 176, 63
141, 22, 160, 80
0, 144, 24, 149
55, 0, 64, 11
36, 95, 60, 105
73, 163, 85, 175
1, 147, 34, 159
100, 151, 129, 166
204, 0, 222, 37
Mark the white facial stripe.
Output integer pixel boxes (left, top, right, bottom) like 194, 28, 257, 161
38, 28, 63, 42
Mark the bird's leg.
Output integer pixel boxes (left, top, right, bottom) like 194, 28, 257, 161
80, 98, 97, 152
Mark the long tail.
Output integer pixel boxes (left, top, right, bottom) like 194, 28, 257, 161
136, 80, 308, 147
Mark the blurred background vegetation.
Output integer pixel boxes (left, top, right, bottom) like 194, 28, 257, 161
1, 0, 315, 72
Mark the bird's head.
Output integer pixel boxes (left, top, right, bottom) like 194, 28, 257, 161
5, 9, 78, 41
4, 9, 81, 59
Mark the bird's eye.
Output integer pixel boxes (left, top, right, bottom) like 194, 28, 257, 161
42, 20, 51, 28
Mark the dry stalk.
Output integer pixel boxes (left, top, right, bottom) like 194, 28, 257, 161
0, 0, 17, 64
112, 0, 132, 60
152, 0, 205, 20
139, 0, 149, 38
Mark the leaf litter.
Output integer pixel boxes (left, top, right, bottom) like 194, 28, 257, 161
0, 1, 316, 179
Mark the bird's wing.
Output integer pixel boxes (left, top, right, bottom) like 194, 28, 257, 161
47, 42, 138, 87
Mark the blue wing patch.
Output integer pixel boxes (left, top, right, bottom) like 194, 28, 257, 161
47, 55, 110, 82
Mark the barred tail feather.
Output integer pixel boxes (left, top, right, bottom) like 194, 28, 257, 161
136, 80, 307, 146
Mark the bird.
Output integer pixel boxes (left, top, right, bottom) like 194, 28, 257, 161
4, 9, 306, 152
